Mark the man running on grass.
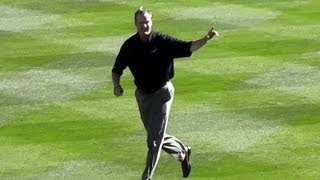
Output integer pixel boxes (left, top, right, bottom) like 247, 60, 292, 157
111, 7, 219, 180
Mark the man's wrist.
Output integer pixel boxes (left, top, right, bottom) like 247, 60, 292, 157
205, 35, 211, 42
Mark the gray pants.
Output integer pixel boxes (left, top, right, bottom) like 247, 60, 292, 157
135, 81, 188, 180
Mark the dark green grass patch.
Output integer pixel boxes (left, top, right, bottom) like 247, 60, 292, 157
43, 52, 114, 69
219, 30, 320, 57
0, 103, 139, 157
0, 32, 75, 69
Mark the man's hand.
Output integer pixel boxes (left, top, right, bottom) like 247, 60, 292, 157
114, 85, 124, 97
206, 27, 219, 41
190, 26, 219, 52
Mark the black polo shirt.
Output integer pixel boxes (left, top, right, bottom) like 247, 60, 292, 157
112, 32, 192, 93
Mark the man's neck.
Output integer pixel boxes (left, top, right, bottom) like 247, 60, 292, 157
139, 32, 151, 43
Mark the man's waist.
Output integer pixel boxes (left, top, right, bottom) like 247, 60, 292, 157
137, 81, 167, 94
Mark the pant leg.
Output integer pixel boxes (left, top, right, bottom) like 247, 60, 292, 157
162, 133, 188, 161
135, 81, 174, 180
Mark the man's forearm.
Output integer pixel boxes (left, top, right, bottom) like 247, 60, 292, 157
112, 72, 121, 87
190, 27, 219, 52
190, 36, 210, 52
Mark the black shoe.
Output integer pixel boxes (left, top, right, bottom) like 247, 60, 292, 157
181, 146, 191, 178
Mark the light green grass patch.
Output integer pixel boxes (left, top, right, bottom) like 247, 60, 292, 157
57, 97, 139, 121
1, 155, 137, 179
0, 5, 91, 32
0, 104, 41, 126
253, 24, 320, 40
43, 52, 113, 70
161, 2, 281, 27
244, 125, 320, 177
35, 160, 137, 180
53, 35, 129, 54
0, 68, 100, 103
214, 28, 318, 57
297, 51, 320, 67
37, 16, 93, 31
177, 56, 280, 75
253, 0, 312, 10
169, 103, 281, 153
0, 32, 76, 59
203, 89, 308, 111
0, 143, 76, 175
0, 5, 57, 32
244, 63, 320, 103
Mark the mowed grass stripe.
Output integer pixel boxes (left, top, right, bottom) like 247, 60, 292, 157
252, 24, 320, 40
169, 103, 282, 152
0, 143, 75, 170
0, 141, 138, 179
0, 68, 102, 103
0, 4, 129, 59
57, 97, 139, 122
245, 0, 313, 10
177, 58, 320, 104
160, 2, 281, 27
0, 5, 58, 32
177, 56, 281, 75
52, 35, 129, 54
244, 64, 320, 103
0, 104, 41, 126
35, 160, 138, 180
0, 65, 111, 126
213, 30, 318, 57
167, 85, 315, 153
0, 0, 116, 14
0, 31, 75, 59
0, 129, 126, 178
0, 5, 92, 32
297, 51, 320, 67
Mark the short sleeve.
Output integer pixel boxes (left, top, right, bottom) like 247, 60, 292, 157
160, 34, 192, 58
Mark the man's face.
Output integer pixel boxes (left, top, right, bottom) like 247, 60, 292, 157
135, 12, 152, 37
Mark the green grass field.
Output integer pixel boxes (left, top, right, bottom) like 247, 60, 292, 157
1, 0, 320, 179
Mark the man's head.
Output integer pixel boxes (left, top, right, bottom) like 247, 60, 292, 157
134, 7, 153, 41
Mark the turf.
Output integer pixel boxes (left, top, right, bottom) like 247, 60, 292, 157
0, 0, 319, 179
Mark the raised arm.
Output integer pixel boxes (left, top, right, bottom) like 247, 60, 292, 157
190, 27, 219, 52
